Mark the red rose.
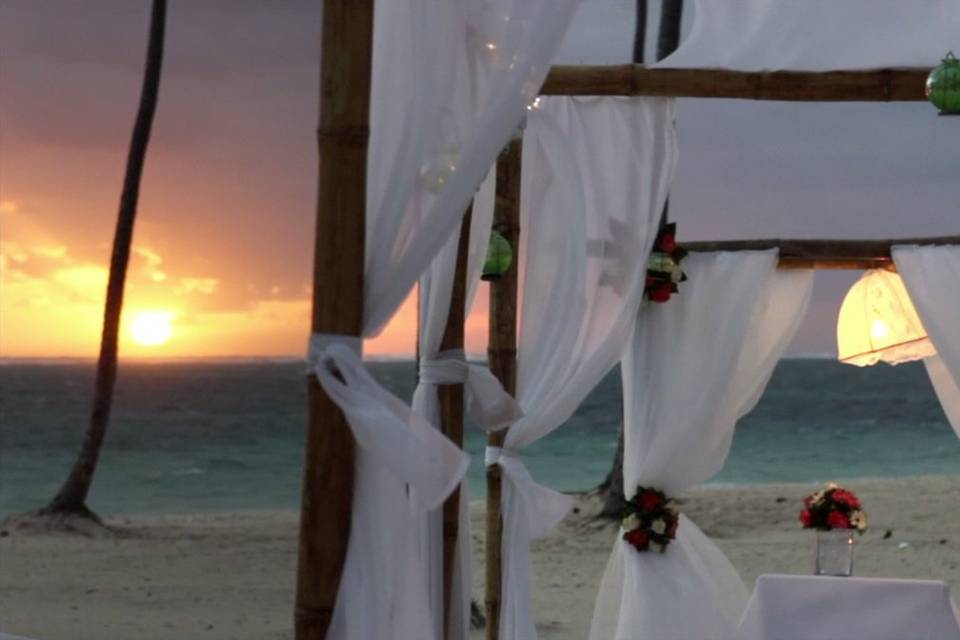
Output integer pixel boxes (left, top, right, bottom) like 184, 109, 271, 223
831, 489, 861, 510
803, 496, 812, 508
624, 528, 650, 551
666, 516, 679, 539
639, 489, 664, 511
659, 234, 677, 253
799, 509, 813, 528
827, 511, 851, 529
649, 283, 672, 303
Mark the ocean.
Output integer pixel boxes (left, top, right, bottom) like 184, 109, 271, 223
1, 359, 958, 517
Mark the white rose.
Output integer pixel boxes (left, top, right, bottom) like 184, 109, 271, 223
651, 518, 667, 535
622, 514, 641, 531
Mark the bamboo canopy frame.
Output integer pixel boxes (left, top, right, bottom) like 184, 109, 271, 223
302, 6, 954, 639
474, 63, 953, 640
540, 65, 930, 101
296, 0, 371, 638
484, 137, 523, 640
685, 236, 960, 270
438, 208, 472, 636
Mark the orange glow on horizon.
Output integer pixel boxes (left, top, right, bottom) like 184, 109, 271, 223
0, 206, 490, 359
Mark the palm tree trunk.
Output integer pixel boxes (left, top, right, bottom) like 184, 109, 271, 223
46, 0, 167, 515
596, 0, 682, 519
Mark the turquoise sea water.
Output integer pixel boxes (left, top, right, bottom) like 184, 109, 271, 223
1, 359, 958, 517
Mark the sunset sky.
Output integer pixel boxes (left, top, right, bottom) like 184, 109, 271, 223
2, 1, 958, 359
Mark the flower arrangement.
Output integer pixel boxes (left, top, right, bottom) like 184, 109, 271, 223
622, 486, 679, 553
799, 482, 867, 533
645, 222, 688, 303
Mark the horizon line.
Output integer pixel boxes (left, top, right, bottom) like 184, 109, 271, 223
0, 352, 839, 364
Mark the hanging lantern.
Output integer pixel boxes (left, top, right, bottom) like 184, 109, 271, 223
926, 51, 960, 116
836, 269, 935, 367
481, 231, 513, 281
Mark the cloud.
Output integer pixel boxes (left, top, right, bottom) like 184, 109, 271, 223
176, 277, 219, 295
31, 245, 68, 259
133, 246, 163, 267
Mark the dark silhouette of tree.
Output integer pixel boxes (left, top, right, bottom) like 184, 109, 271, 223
8, 0, 167, 532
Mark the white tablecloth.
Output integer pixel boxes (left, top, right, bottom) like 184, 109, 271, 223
737, 574, 960, 640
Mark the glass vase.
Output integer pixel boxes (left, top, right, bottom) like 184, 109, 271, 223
815, 528, 855, 577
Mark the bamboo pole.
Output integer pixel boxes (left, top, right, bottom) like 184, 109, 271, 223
295, 1, 373, 638
439, 208, 472, 638
539, 65, 929, 101
777, 258, 896, 271
631, 0, 647, 68
485, 137, 522, 640
656, 0, 684, 63
684, 236, 960, 268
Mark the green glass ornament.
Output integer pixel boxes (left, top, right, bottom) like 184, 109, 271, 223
926, 51, 960, 116
481, 231, 513, 281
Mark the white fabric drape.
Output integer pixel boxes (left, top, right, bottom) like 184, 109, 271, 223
489, 96, 679, 640
655, 0, 960, 72
893, 245, 960, 440
589, 252, 814, 640
364, 0, 580, 335
311, 344, 470, 639
411, 173, 522, 640
312, 2, 578, 638
737, 575, 960, 640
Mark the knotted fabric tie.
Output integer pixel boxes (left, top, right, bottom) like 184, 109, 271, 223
483, 445, 574, 538
307, 333, 469, 640
484, 445, 513, 467
306, 333, 469, 509
485, 443, 576, 639
306, 333, 362, 373
417, 349, 522, 431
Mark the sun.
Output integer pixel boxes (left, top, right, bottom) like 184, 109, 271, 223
130, 311, 174, 347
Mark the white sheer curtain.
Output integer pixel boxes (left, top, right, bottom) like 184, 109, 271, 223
309, 1, 578, 638
411, 172, 523, 640
589, 252, 814, 640
488, 96, 679, 640
365, 0, 580, 335
313, 344, 470, 639
654, 0, 960, 71
893, 245, 960, 439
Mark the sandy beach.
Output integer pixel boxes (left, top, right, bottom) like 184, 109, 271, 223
1, 475, 958, 640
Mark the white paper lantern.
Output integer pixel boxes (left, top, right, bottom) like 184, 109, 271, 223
836, 269, 935, 366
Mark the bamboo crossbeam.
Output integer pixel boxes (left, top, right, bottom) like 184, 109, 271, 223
539, 65, 930, 101
777, 257, 895, 270
439, 208, 472, 639
684, 236, 960, 269
295, 1, 372, 638
485, 137, 523, 640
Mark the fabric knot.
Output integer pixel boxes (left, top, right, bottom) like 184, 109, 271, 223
306, 333, 362, 374
413, 351, 523, 431
485, 445, 518, 467
418, 349, 469, 385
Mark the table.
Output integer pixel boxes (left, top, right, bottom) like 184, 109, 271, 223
737, 574, 960, 640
